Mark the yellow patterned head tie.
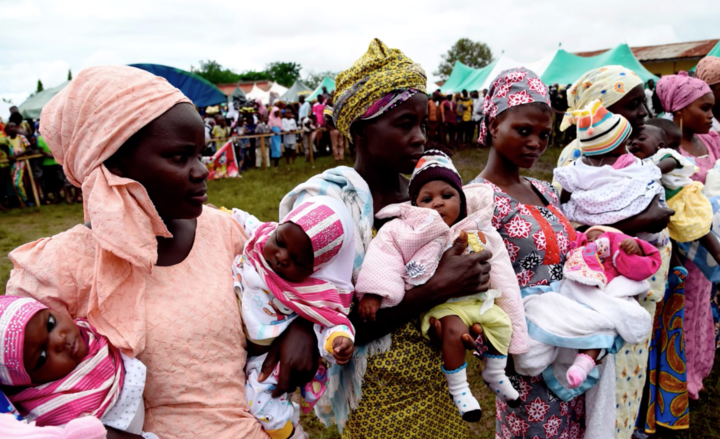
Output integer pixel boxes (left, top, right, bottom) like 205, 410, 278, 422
333, 38, 427, 139
560, 65, 643, 132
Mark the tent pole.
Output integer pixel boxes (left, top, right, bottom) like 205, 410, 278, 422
26, 159, 42, 207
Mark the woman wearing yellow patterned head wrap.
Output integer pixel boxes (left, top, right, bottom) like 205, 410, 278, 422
555, 66, 648, 175
332, 38, 427, 140
281, 39, 491, 439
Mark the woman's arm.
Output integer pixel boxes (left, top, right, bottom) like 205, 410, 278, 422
351, 231, 492, 345
609, 194, 674, 236
259, 318, 320, 398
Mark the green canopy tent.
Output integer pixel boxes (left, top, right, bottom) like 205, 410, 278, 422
541, 44, 658, 86
307, 76, 336, 101
704, 39, 720, 59
280, 80, 312, 102
439, 60, 498, 95
18, 81, 70, 119
691, 40, 720, 72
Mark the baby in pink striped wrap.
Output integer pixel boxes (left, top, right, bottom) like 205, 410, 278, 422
0, 296, 157, 438
231, 196, 356, 439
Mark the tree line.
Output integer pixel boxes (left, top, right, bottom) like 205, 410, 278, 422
190, 37, 492, 91
190, 60, 338, 90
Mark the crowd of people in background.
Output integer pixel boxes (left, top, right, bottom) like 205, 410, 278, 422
199, 86, 350, 170
0, 70, 714, 213
0, 106, 81, 210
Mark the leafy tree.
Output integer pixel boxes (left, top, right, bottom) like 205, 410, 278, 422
265, 62, 302, 87
67, 69, 72, 81
303, 71, 339, 90
36, 80, 44, 93
435, 38, 493, 80
191, 60, 242, 84
237, 70, 271, 82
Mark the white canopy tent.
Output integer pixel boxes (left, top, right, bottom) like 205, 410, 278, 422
246, 84, 272, 105
268, 82, 288, 95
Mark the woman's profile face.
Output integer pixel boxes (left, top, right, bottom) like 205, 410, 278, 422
608, 84, 648, 130
488, 103, 552, 169
357, 93, 428, 175
681, 92, 715, 134
106, 103, 208, 220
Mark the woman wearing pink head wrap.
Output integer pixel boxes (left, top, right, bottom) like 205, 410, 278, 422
656, 71, 718, 399
696, 56, 720, 132
5, 66, 317, 438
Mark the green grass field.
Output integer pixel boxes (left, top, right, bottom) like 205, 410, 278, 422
1, 147, 717, 438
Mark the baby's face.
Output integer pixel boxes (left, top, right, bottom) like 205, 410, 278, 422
23, 309, 88, 384
416, 180, 461, 227
263, 222, 315, 282
628, 126, 664, 159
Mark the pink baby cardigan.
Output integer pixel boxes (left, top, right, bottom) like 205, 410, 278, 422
355, 183, 530, 354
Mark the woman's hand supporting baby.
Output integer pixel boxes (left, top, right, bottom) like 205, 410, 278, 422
350, 231, 492, 346
259, 319, 320, 398
611, 194, 674, 235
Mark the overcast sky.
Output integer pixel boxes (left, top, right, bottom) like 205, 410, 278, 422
2, 0, 719, 118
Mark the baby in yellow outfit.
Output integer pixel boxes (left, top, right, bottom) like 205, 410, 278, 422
629, 118, 720, 262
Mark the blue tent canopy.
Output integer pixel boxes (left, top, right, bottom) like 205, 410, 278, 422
129, 63, 227, 107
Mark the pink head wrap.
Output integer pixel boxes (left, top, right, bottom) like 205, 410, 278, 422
40, 66, 191, 355
0, 296, 47, 386
696, 56, 720, 87
656, 71, 712, 113
244, 197, 354, 333
282, 199, 346, 272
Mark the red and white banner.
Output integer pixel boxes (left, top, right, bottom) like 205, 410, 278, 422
205, 140, 239, 180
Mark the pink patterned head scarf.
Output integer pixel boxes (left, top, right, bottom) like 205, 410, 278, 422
478, 67, 551, 145
40, 66, 191, 356
244, 196, 355, 332
656, 71, 712, 113
696, 56, 720, 87
281, 199, 346, 272
0, 296, 47, 386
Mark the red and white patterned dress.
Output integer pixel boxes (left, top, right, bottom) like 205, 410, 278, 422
472, 176, 585, 439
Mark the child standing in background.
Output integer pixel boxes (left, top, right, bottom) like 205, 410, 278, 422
255, 115, 271, 168
282, 110, 298, 165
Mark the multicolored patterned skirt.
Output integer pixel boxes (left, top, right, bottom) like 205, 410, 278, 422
643, 267, 689, 433
11, 161, 27, 203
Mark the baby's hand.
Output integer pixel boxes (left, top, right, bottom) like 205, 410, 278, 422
358, 294, 382, 321
332, 336, 354, 365
620, 238, 641, 256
